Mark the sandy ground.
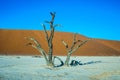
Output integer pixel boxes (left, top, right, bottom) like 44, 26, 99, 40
0, 56, 120, 80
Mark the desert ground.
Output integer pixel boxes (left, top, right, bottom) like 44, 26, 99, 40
0, 29, 120, 80
0, 56, 120, 80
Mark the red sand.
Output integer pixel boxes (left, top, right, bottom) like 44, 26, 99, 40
0, 29, 120, 56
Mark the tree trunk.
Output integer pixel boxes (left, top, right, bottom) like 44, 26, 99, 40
47, 40, 54, 67
48, 52, 54, 67
64, 53, 71, 66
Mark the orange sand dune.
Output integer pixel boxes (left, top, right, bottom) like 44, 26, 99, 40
0, 29, 120, 56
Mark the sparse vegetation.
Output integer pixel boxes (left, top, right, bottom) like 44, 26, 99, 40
26, 12, 89, 67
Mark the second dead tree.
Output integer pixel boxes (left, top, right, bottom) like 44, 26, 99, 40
62, 34, 90, 66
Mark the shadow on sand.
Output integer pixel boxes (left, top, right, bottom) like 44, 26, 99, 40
70, 60, 102, 66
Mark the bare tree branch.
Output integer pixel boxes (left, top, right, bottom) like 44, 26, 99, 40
62, 40, 69, 51
25, 37, 48, 63
71, 40, 88, 54
70, 33, 77, 51
54, 24, 62, 28
27, 37, 41, 47
41, 24, 49, 42
49, 12, 55, 42
50, 12, 56, 24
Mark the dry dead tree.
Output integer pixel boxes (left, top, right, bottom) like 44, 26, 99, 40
62, 33, 90, 66
26, 12, 62, 67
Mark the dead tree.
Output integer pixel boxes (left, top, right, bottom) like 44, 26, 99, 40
26, 12, 62, 67
62, 33, 90, 66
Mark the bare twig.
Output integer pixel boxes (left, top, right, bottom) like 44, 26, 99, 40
62, 40, 69, 51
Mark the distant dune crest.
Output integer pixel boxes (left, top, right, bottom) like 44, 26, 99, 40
0, 29, 120, 56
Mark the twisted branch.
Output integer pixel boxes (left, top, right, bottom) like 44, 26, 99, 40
25, 37, 48, 62
53, 56, 64, 67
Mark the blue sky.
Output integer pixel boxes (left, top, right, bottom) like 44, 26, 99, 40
0, 0, 120, 40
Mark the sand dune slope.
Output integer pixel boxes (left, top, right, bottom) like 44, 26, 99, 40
0, 29, 120, 56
